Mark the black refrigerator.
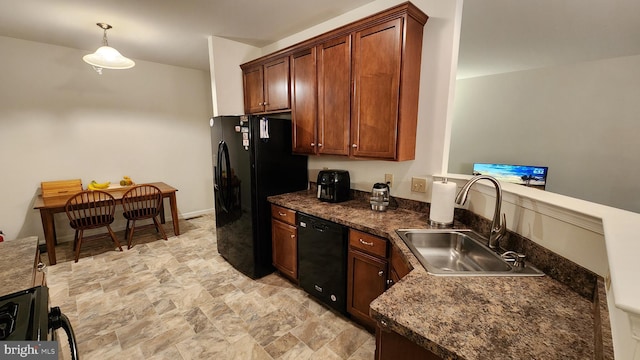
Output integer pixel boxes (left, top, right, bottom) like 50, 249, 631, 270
211, 115, 308, 279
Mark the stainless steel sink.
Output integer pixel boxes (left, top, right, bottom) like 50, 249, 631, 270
395, 229, 544, 276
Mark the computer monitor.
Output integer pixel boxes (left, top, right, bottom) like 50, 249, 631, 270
472, 163, 548, 190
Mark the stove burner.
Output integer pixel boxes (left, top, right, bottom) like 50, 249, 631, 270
0, 301, 19, 340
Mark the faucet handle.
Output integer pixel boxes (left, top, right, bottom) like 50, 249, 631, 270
514, 253, 526, 268
504, 251, 525, 266
501, 250, 526, 270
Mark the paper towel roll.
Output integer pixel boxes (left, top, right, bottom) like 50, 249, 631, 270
429, 180, 457, 226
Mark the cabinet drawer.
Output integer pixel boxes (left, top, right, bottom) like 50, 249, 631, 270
271, 205, 296, 225
349, 229, 387, 258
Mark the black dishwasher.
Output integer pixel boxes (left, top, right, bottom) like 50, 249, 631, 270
297, 212, 348, 315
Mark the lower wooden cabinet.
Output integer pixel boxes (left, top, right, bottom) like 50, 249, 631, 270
271, 205, 298, 282
271, 219, 297, 281
388, 244, 411, 287
347, 229, 388, 330
376, 324, 443, 360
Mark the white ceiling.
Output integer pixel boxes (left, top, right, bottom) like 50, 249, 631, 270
0, 0, 376, 71
458, 0, 640, 78
1, 1, 638, 77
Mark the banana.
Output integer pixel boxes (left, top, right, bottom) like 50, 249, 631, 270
88, 180, 110, 190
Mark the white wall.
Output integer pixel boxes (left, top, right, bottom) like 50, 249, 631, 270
208, 36, 260, 116
259, 0, 463, 201
0, 36, 214, 241
449, 54, 640, 213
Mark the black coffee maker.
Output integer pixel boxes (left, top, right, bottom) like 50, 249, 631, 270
316, 170, 350, 203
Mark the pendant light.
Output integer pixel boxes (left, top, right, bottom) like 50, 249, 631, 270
83, 23, 135, 74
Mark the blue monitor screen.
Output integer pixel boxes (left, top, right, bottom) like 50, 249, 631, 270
472, 163, 548, 190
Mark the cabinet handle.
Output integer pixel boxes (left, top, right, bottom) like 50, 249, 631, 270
378, 270, 385, 277
258, 102, 263, 106
311, 143, 315, 147
278, 212, 287, 217
352, 144, 358, 148
318, 143, 322, 147
37, 262, 46, 272
359, 238, 374, 246
386, 279, 394, 286
290, 234, 295, 239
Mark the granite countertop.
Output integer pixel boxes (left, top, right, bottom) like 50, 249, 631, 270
269, 190, 602, 360
0, 236, 39, 297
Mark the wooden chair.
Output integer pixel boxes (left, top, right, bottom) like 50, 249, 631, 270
121, 184, 167, 249
64, 190, 123, 263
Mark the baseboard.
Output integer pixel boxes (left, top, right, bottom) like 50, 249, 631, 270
52, 208, 215, 244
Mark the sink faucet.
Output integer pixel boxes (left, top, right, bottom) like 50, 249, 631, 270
454, 175, 506, 249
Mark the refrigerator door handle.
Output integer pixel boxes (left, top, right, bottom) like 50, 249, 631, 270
215, 141, 222, 191
216, 141, 232, 213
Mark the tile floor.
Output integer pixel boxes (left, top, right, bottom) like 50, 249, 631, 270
45, 214, 375, 360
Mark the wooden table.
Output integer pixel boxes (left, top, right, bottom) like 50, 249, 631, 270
33, 182, 179, 265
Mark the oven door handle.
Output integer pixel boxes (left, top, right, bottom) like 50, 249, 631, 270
49, 307, 78, 360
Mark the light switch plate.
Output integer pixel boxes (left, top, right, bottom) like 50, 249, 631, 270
411, 177, 427, 193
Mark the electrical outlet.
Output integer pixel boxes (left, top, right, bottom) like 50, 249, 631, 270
384, 174, 393, 187
411, 177, 427, 193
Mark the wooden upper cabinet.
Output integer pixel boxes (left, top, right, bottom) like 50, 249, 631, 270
241, 3, 427, 159
243, 65, 265, 114
291, 47, 318, 154
317, 35, 352, 156
242, 56, 290, 114
264, 57, 290, 112
352, 19, 403, 160
291, 36, 352, 156
350, 4, 427, 161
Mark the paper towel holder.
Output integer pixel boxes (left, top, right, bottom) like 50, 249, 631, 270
428, 178, 455, 228
428, 219, 454, 228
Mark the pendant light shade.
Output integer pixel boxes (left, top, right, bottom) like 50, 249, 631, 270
83, 23, 135, 73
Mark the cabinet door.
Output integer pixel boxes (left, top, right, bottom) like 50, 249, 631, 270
243, 65, 265, 114
291, 48, 318, 155
388, 245, 410, 288
347, 249, 388, 329
264, 57, 290, 112
317, 35, 351, 156
271, 218, 297, 281
376, 324, 443, 360
351, 18, 403, 159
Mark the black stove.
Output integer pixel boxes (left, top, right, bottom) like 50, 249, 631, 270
0, 286, 49, 341
0, 286, 78, 359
